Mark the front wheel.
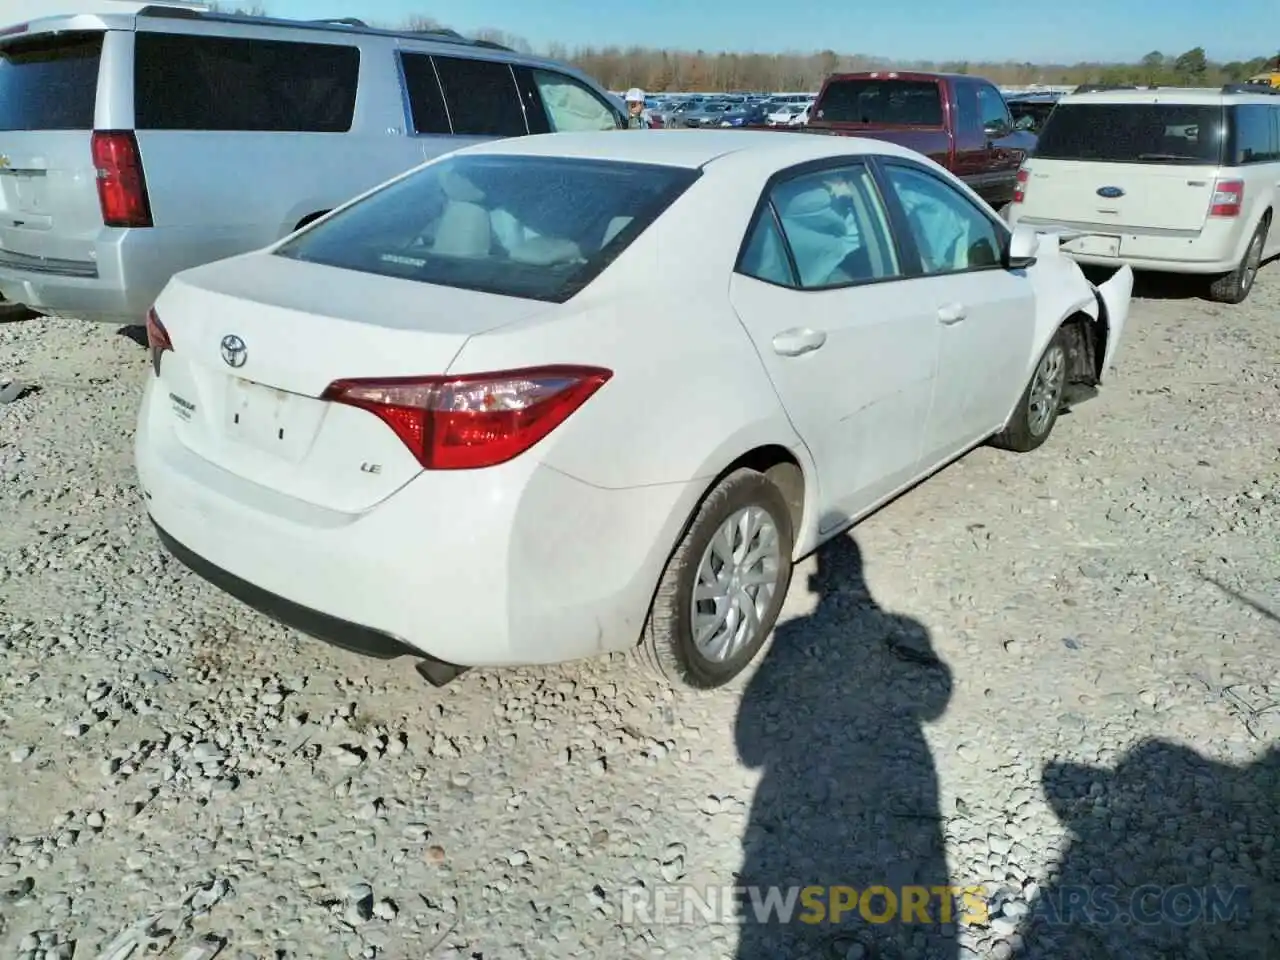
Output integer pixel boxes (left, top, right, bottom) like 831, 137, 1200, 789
636, 469, 794, 689
1208, 217, 1268, 304
991, 325, 1071, 453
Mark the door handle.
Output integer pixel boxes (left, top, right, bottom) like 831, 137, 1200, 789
937, 303, 967, 325
771, 327, 826, 356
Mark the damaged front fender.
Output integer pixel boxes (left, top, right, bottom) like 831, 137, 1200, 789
1092, 264, 1134, 374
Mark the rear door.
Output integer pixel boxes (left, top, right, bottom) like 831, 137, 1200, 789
0, 29, 112, 268
1019, 100, 1225, 232
728, 160, 940, 525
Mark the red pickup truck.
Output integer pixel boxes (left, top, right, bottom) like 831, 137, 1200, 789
776, 71, 1037, 211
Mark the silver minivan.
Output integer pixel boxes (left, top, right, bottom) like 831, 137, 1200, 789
0, 6, 627, 324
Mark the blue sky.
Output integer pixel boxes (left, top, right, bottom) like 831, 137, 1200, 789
260, 0, 1270, 63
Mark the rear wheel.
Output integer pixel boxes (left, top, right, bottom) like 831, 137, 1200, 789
636, 469, 794, 689
992, 325, 1071, 453
1208, 217, 1268, 304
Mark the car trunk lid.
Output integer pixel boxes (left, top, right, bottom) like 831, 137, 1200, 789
153, 253, 553, 513
1020, 158, 1218, 233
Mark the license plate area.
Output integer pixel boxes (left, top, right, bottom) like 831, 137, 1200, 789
1064, 234, 1120, 257
223, 376, 319, 463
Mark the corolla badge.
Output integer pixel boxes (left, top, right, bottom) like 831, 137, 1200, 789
220, 334, 247, 368
1096, 186, 1125, 199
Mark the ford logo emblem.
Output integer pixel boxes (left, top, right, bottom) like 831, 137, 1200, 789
1096, 186, 1125, 199
220, 334, 247, 368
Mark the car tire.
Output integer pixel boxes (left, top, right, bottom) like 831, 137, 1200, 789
1208, 216, 1268, 305
636, 468, 794, 690
991, 325, 1071, 453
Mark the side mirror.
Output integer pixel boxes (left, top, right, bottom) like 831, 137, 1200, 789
983, 120, 1010, 140
1003, 224, 1039, 270
1013, 115, 1035, 132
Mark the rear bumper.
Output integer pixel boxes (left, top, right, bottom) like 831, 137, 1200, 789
1010, 214, 1246, 275
135, 377, 701, 669
0, 225, 254, 324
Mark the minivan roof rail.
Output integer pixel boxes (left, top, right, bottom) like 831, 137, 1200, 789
133, 5, 515, 51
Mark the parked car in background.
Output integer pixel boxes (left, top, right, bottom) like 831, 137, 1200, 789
719, 103, 770, 127
136, 131, 1131, 690
1009, 85, 1280, 304
0, 6, 625, 325
766, 71, 1038, 211
681, 101, 736, 127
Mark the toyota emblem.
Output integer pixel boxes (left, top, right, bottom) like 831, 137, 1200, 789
220, 334, 247, 368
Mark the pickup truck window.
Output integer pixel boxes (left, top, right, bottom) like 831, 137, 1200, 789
1035, 103, 1226, 164
881, 164, 1002, 275
977, 83, 1012, 134
816, 79, 943, 126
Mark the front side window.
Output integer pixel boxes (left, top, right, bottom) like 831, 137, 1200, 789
882, 164, 1003, 275
530, 69, 618, 132
739, 164, 899, 289
275, 154, 698, 303
977, 83, 1011, 135
0, 32, 102, 131
134, 33, 358, 132
431, 55, 526, 137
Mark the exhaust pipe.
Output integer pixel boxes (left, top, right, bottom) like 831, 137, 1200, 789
414, 657, 470, 687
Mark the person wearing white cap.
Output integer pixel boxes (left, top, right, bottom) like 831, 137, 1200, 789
623, 88, 650, 129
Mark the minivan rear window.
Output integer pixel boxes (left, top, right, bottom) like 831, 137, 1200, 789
1034, 103, 1227, 164
815, 80, 943, 126
0, 32, 103, 131
275, 154, 699, 303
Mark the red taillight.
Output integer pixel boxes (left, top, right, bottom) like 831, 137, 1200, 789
145, 307, 171, 376
1012, 166, 1030, 204
91, 131, 153, 228
322, 365, 613, 470
1208, 178, 1243, 218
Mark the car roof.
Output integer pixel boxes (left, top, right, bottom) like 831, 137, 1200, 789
459, 130, 927, 170
1061, 87, 1277, 106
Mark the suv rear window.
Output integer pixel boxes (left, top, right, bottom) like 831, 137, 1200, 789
0, 32, 103, 131
815, 79, 943, 126
134, 33, 359, 132
275, 154, 699, 303
1035, 103, 1227, 164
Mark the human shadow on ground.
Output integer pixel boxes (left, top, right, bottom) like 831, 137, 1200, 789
734, 532, 958, 960
1014, 740, 1280, 959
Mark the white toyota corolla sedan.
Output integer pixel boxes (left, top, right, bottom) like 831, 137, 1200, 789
135, 131, 1133, 691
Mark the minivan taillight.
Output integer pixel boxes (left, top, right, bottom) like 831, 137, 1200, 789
145, 307, 171, 376
1012, 166, 1030, 204
91, 131, 153, 228
1208, 179, 1243, 218
322, 366, 613, 470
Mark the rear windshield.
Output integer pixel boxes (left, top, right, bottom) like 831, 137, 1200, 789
815, 79, 943, 126
0, 32, 103, 131
1034, 103, 1227, 164
275, 154, 699, 302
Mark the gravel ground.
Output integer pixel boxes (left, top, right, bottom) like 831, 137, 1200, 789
0, 265, 1277, 960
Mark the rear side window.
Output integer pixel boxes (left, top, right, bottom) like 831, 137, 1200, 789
1228, 104, 1280, 164
134, 33, 359, 132
815, 80, 943, 126
401, 53, 451, 134
275, 154, 698, 302
430, 56, 526, 137
0, 32, 103, 131
1034, 103, 1227, 165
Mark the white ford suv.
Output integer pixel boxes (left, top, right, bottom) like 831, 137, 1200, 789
1008, 85, 1280, 303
